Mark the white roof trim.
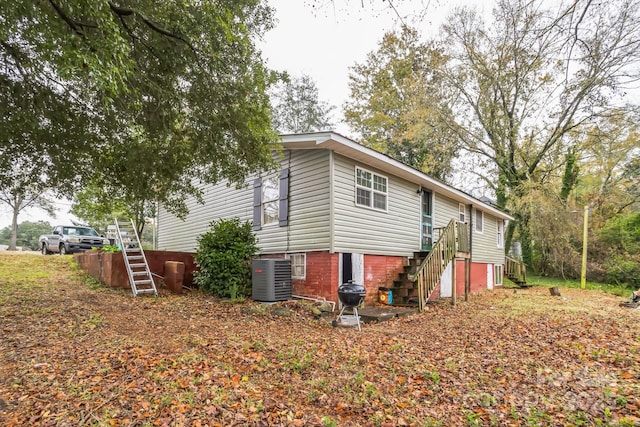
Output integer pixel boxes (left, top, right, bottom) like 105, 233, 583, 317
280, 132, 513, 221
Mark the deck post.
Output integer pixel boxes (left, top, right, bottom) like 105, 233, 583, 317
452, 257, 457, 306
452, 221, 457, 306
464, 257, 470, 302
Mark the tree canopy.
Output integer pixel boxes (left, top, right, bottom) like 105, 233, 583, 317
1, 0, 280, 218
0, 220, 52, 251
344, 26, 459, 181
437, 0, 640, 265
270, 73, 335, 134
343, 0, 640, 275
0, 157, 55, 250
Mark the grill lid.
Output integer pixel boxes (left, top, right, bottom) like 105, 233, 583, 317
338, 280, 366, 307
338, 281, 366, 294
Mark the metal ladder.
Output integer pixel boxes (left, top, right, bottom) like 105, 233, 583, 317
114, 219, 157, 297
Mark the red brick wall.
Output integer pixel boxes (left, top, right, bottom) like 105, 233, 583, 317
258, 252, 407, 305
293, 251, 338, 301
146, 250, 197, 288
74, 250, 196, 292
74, 251, 128, 289
363, 254, 406, 305
259, 252, 340, 302
101, 252, 129, 289
77, 247, 504, 303
470, 262, 489, 292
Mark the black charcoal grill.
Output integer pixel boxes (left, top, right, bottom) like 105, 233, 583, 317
333, 280, 366, 330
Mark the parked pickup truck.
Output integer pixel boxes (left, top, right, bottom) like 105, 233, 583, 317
40, 225, 110, 255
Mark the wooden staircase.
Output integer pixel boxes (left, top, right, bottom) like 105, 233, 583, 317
389, 251, 429, 306
389, 220, 470, 311
505, 256, 527, 286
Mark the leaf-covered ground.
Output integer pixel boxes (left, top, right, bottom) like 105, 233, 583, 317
1, 253, 639, 426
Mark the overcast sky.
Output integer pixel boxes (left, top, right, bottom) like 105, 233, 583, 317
0, 0, 486, 229
259, 0, 480, 134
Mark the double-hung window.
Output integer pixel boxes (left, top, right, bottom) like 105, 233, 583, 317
459, 203, 466, 223
356, 167, 387, 211
287, 253, 306, 279
262, 175, 279, 226
496, 219, 504, 248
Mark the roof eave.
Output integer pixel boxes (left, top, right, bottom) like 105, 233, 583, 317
280, 132, 514, 221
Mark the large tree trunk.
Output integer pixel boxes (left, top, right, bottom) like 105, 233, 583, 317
8, 198, 19, 251
516, 211, 534, 270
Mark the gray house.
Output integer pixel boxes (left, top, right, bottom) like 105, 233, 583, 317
157, 132, 514, 306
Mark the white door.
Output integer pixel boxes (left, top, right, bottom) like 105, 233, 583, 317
338, 253, 364, 286
352, 253, 364, 287
440, 261, 453, 298
487, 264, 494, 290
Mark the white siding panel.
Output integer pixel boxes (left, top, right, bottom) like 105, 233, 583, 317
430, 193, 504, 264
472, 209, 505, 264
332, 154, 419, 256
433, 193, 461, 233
157, 182, 253, 252
157, 149, 331, 254
286, 149, 331, 251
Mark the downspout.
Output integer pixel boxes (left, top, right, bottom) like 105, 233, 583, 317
468, 204, 473, 260
467, 204, 473, 301
286, 149, 292, 254
329, 150, 335, 254
154, 200, 159, 250
329, 150, 338, 303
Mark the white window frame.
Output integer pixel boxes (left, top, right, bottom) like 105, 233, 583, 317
355, 166, 388, 212
475, 209, 484, 233
494, 264, 504, 286
286, 253, 306, 279
261, 174, 279, 226
458, 203, 466, 223
497, 219, 504, 248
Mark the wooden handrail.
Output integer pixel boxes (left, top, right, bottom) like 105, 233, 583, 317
505, 256, 526, 285
415, 220, 469, 311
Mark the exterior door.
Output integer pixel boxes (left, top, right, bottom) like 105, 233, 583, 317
487, 264, 494, 290
421, 191, 433, 251
440, 261, 452, 297
339, 253, 364, 286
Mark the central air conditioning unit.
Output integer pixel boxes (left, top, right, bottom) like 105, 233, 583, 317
251, 259, 292, 302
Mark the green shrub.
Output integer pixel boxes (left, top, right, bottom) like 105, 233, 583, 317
604, 254, 640, 288
194, 218, 258, 299
599, 212, 640, 253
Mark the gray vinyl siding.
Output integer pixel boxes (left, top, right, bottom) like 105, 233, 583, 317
157, 149, 331, 253
471, 208, 505, 264
157, 181, 253, 252
432, 194, 504, 264
262, 149, 331, 253
433, 193, 468, 244
332, 154, 419, 256
433, 193, 461, 230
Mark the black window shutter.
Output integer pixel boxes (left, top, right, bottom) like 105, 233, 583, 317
279, 168, 289, 226
253, 178, 262, 231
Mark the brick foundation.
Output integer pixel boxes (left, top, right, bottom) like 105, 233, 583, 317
76, 248, 504, 303
261, 251, 406, 306
363, 254, 406, 305
258, 252, 340, 303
